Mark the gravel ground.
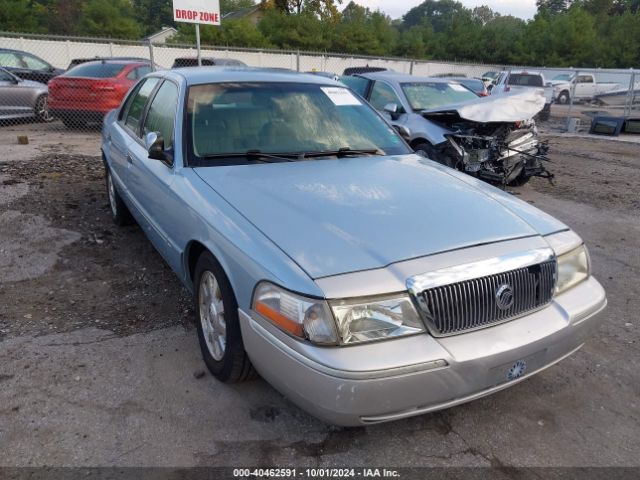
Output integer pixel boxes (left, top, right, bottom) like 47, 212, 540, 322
0, 121, 638, 470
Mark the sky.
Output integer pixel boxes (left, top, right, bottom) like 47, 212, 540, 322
354, 0, 539, 21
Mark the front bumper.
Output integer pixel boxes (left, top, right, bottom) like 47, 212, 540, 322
240, 276, 606, 426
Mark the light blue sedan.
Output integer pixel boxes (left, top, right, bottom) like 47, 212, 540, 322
101, 68, 607, 426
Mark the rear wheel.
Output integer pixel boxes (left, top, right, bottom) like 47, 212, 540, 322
35, 95, 54, 123
194, 252, 255, 383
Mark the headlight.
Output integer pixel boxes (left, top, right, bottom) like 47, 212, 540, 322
253, 282, 338, 345
556, 245, 590, 294
330, 294, 425, 345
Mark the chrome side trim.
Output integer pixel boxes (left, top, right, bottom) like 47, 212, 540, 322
406, 248, 555, 295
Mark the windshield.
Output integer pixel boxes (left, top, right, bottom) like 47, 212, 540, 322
65, 62, 127, 78
401, 82, 478, 110
187, 82, 410, 160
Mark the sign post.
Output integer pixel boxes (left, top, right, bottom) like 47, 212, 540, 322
172, 0, 221, 66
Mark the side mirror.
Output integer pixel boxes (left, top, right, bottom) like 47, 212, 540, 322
384, 103, 402, 120
393, 124, 411, 140
145, 131, 170, 163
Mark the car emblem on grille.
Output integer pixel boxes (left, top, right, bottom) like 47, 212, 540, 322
507, 360, 527, 381
495, 284, 514, 310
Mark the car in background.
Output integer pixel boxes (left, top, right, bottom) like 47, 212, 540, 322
445, 77, 488, 96
0, 48, 64, 84
549, 73, 620, 105
0, 66, 53, 122
171, 57, 246, 68
48, 60, 153, 127
101, 67, 605, 426
67, 56, 155, 70
481, 70, 500, 88
433, 73, 467, 78
491, 70, 553, 120
339, 71, 551, 186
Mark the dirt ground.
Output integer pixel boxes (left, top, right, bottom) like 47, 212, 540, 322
0, 120, 639, 470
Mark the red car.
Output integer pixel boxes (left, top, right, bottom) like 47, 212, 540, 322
48, 60, 152, 127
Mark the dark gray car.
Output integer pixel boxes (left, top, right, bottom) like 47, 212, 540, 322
0, 67, 52, 122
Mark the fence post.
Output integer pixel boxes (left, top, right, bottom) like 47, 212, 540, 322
148, 41, 155, 71
566, 69, 578, 131
624, 69, 635, 118
409, 60, 414, 75
109, 42, 114, 57
65, 40, 72, 68
296, 50, 300, 72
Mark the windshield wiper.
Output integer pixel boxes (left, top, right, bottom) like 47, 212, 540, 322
298, 147, 385, 159
199, 150, 296, 163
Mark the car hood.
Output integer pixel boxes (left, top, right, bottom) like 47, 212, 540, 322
195, 155, 559, 279
421, 89, 546, 123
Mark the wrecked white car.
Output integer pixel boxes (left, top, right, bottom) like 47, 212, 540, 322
340, 71, 552, 186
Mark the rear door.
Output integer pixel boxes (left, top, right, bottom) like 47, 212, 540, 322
126, 79, 183, 271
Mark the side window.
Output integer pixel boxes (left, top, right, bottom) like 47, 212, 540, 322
20, 54, 50, 71
142, 81, 179, 150
339, 76, 369, 97
578, 75, 593, 84
0, 70, 13, 82
124, 77, 160, 134
369, 81, 402, 111
0, 52, 22, 68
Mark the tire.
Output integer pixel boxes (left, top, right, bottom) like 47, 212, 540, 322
557, 91, 570, 105
35, 95, 54, 123
414, 142, 458, 169
105, 168, 133, 226
61, 116, 87, 129
194, 252, 256, 383
506, 165, 532, 186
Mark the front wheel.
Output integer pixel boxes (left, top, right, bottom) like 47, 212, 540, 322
414, 142, 458, 169
557, 91, 570, 105
194, 252, 255, 383
106, 168, 133, 226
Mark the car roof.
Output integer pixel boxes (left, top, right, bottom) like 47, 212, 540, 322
166, 66, 342, 86
356, 71, 456, 84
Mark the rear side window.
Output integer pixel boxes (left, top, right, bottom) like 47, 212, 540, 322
123, 77, 160, 133
65, 63, 127, 78
20, 53, 50, 71
339, 76, 369, 98
508, 74, 543, 87
143, 81, 179, 150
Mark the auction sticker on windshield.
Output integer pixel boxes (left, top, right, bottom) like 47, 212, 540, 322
321, 87, 362, 106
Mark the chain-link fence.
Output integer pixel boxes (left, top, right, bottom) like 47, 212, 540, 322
1, 30, 638, 135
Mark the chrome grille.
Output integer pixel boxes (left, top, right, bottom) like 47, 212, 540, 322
418, 260, 556, 336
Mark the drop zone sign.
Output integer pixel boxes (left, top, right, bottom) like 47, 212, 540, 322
173, 0, 221, 25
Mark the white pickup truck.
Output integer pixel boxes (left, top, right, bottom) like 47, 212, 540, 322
490, 70, 553, 120
550, 73, 620, 104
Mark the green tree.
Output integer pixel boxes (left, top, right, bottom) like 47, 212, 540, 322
80, 0, 144, 38
133, 0, 175, 36
0, 0, 47, 33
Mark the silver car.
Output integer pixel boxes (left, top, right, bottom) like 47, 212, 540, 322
0, 67, 53, 122
102, 68, 606, 426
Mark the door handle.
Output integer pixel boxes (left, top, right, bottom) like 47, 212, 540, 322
126, 152, 133, 164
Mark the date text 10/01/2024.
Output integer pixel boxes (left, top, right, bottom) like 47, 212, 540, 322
232, 469, 400, 478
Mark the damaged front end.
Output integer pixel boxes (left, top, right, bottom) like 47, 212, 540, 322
443, 120, 552, 186
420, 90, 553, 186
